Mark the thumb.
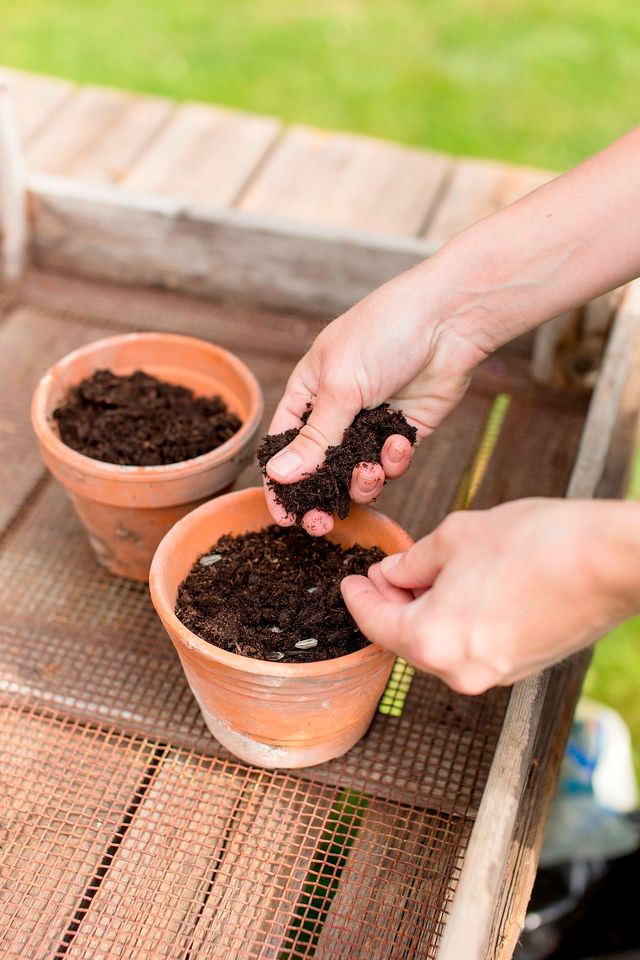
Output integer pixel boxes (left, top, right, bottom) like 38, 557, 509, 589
267, 389, 359, 484
377, 530, 445, 591
341, 574, 409, 650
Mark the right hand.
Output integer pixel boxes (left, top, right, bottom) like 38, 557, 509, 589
265, 263, 490, 534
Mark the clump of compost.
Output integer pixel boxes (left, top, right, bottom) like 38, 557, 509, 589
53, 369, 242, 466
257, 403, 417, 523
175, 525, 384, 662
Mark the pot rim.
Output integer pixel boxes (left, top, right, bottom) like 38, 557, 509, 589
31, 331, 264, 485
149, 486, 411, 678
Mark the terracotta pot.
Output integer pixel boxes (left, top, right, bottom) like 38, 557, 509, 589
31, 333, 263, 582
149, 486, 413, 769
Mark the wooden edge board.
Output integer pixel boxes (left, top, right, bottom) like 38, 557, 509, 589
0, 85, 27, 283
27, 173, 437, 316
436, 283, 640, 960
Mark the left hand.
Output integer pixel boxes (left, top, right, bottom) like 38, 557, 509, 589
341, 498, 640, 694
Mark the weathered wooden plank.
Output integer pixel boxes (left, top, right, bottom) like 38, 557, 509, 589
314, 802, 470, 960
26, 86, 173, 184
239, 125, 451, 235
188, 778, 336, 958
437, 281, 640, 960
487, 651, 591, 960
29, 175, 435, 315
64, 754, 246, 960
122, 101, 281, 207
0, 705, 153, 959
0, 84, 27, 282
424, 157, 552, 245
0, 66, 74, 145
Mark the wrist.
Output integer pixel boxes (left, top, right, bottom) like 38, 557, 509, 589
589, 500, 640, 622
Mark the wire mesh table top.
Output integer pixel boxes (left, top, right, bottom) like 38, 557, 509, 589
0, 270, 590, 959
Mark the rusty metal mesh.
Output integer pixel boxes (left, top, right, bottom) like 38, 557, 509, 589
0, 271, 589, 958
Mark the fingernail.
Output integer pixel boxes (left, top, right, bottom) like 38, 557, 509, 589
380, 553, 402, 572
268, 449, 303, 479
387, 440, 405, 464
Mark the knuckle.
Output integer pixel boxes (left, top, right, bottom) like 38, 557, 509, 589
438, 511, 467, 541
298, 418, 331, 454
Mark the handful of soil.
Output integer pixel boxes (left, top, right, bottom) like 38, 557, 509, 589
257, 403, 417, 524
53, 369, 242, 466
175, 525, 384, 663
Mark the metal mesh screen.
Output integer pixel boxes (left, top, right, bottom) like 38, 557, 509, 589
0, 270, 590, 958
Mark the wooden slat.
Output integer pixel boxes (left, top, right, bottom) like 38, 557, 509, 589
424, 158, 552, 245
314, 803, 470, 960
30, 175, 435, 315
0, 66, 74, 145
122, 102, 281, 207
0, 84, 27, 281
188, 779, 335, 958
26, 86, 173, 184
0, 707, 152, 959
64, 755, 245, 959
239, 125, 451, 235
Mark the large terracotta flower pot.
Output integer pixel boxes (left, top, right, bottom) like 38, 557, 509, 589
149, 486, 413, 768
31, 333, 263, 582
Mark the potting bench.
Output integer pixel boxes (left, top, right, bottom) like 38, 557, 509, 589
0, 66, 639, 960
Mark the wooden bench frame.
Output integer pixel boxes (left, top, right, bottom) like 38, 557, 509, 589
1, 82, 639, 959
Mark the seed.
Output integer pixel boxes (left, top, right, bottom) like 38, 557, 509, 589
270, 626, 283, 633
295, 638, 318, 650
307, 587, 318, 594
265, 651, 284, 661
199, 554, 222, 566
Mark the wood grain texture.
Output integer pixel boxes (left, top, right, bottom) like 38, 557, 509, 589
239, 125, 451, 235
29, 175, 434, 315
122, 101, 281, 207
424, 157, 552, 246
0, 707, 152, 960
0, 66, 74, 146
0, 85, 27, 281
314, 803, 470, 960
188, 779, 335, 959
64, 755, 245, 960
26, 86, 173, 184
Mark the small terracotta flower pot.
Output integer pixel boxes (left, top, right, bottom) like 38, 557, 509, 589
149, 486, 413, 769
31, 333, 263, 582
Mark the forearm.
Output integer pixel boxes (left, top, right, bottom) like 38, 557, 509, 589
415, 126, 640, 354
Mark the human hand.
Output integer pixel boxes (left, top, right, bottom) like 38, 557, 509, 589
342, 498, 640, 694
265, 263, 489, 534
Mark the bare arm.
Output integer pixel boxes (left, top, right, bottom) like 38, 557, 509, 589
265, 127, 640, 533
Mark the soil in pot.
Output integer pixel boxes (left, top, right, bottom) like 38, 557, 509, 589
175, 525, 384, 663
53, 369, 242, 466
257, 403, 417, 523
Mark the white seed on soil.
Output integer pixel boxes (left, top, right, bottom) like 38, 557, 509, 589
295, 638, 318, 650
199, 554, 222, 566
307, 587, 318, 593
265, 651, 285, 661
270, 626, 283, 633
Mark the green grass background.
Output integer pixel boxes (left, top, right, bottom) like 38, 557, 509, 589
3, 0, 639, 777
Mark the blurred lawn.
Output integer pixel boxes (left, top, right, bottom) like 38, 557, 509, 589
3, 0, 640, 777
